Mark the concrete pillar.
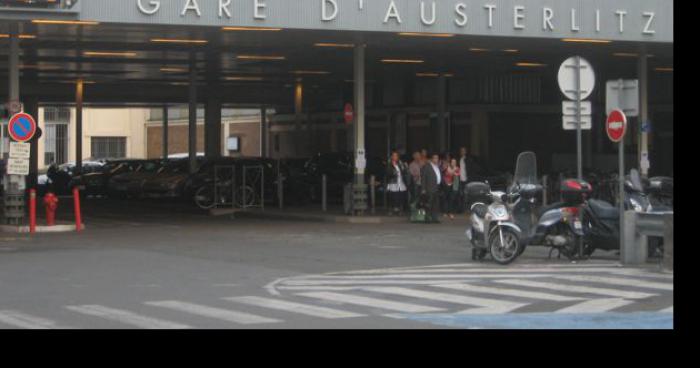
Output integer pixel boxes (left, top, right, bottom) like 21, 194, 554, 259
75, 79, 84, 175
188, 57, 198, 174
638, 48, 650, 177
2, 24, 20, 160
436, 74, 447, 153
261, 107, 268, 157
204, 97, 222, 158
162, 105, 168, 159
294, 81, 303, 157
353, 44, 366, 185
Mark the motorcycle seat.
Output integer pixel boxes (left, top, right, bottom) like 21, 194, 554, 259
588, 199, 619, 220
538, 202, 567, 218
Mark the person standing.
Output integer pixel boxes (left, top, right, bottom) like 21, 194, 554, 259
408, 151, 423, 201
443, 158, 461, 220
459, 147, 469, 213
386, 151, 409, 215
420, 153, 443, 223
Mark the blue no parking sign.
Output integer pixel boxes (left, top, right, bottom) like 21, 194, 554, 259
8, 112, 37, 143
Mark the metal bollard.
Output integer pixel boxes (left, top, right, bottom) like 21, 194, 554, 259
370, 175, 376, 214
277, 160, 284, 210
322, 174, 327, 212
621, 211, 647, 265
663, 213, 674, 272
542, 175, 548, 206
73, 187, 82, 232
29, 189, 37, 234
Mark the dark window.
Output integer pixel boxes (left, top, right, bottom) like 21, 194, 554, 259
91, 137, 126, 160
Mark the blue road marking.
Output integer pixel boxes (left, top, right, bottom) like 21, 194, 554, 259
397, 312, 673, 329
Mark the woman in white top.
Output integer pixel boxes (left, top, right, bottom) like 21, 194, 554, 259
386, 151, 409, 215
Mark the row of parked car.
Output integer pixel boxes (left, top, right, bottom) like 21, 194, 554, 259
25, 151, 511, 208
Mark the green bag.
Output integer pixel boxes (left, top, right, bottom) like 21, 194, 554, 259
409, 202, 427, 223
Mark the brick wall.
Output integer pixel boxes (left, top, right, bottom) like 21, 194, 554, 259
147, 122, 260, 158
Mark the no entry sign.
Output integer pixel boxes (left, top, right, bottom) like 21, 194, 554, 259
344, 103, 354, 124
606, 109, 627, 143
8, 112, 37, 143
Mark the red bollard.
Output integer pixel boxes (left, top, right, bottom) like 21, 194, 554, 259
44, 192, 58, 226
29, 189, 37, 234
73, 187, 82, 232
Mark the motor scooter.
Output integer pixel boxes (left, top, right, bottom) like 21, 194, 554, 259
503, 152, 590, 260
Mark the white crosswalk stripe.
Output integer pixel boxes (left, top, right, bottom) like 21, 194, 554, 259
145, 301, 281, 325
660, 306, 673, 313
555, 298, 634, 314
495, 279, 657, 300
434, 283, 584, 302
225, 296, 364, 319
297, 291, 445, 313
65, 305, 191, 329
551, 275, 673, 291
0, 310, 71, 329
363, 287, 526, 314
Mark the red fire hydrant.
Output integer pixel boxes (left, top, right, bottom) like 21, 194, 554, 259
44, 192, 59, 226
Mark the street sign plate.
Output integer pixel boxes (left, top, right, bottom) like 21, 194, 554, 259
9, 142, 30, 159
606, 109, 628, 143
8, 112, 37, 143
7, 157, 29, 176
563, 101, 592, 116
558, 56, 596, 101
344, 103, 354, 124
563, 115, 592, 130
606, 80, 639, 116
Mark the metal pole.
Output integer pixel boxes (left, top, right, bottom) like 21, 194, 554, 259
277, 159, 283, 209
370, 175, 376, 214
638, 49, 650, 178
575, 56, 583, 181
322, 174, 327, 212
75, 79, 84, 176
188, 55, 198, 174
542, 175, 548, 206
162, 105, 169, 159
619, 135, 625, 260
353, 44, 366, 186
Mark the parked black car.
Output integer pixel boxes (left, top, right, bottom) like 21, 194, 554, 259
37, 161, 105, 196
300, 152, 387, 204
184, 157, 287, 208
141, 158, 202, 199
107, 159, 165, 198
71, 159, 145, 197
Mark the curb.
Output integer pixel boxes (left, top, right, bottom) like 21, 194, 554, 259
0, 224, 86, 234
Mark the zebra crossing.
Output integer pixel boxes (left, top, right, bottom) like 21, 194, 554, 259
0, 262, 673, 329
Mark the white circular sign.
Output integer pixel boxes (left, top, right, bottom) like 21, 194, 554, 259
558, 56, 596, 101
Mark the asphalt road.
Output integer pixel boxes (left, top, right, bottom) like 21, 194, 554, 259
0, 199, 673, 329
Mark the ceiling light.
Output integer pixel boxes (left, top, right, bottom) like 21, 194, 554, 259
31, 20, 99, 25
160, 67, 188, 73
0, 34, 37, 39
381, 59, 425, 64
515, 62, 548, 67
655, 67, 673, 72
314, 43, 355, 48
416, 72, 454, 78
398, 32, 455, 38
502, 49, 519, 53
222, 26, 282, 31
469, 48, 490, 52
291, 70, 331, 75
225, 76, 264, 81
236, 55, 286, 61
561, 38, 612, 44
83, 51, 137, 57
151, 38, 208, 44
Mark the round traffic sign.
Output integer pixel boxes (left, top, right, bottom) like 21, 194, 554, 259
558, 56, 596, 101
344, 103, 354, 124
606, 109, 627, 143
8, 112, 38, 143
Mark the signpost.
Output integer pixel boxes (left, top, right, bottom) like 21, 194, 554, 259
8, 112, 38, 143
558, 56, 595, 180
607, 109, 628, 257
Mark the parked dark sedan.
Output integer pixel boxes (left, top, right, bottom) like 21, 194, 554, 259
141, 158, 203, 198
72, 159, 145, 197
107, 159, 165, 198
300, 152, 387, 204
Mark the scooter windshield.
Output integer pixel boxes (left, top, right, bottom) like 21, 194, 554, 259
629, 169, 644, 192
514, 151, 538, 186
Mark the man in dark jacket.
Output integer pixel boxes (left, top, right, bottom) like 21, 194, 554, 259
420, 153, 443, 223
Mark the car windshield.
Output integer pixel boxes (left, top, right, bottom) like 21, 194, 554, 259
139, 161, 162, 173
